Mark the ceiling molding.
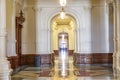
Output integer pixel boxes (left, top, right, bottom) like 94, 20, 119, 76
13, 0, 23, 6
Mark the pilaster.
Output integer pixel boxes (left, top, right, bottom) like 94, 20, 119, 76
113, 0, 120, 78
35, 7, 51, 54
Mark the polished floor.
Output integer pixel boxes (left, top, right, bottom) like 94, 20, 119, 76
11, 57, 115, 80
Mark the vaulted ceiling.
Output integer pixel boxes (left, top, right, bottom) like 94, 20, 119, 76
54, 15, 72, 25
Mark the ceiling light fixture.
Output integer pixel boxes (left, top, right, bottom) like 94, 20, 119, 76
60, 0, 67, 7
60, 8, 66, 19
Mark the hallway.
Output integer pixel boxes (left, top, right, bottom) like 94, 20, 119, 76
1, 0, 120, 80
12, 56, 114, 80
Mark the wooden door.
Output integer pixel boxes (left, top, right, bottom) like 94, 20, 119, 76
16, 11, 25, 66
16, 21, 22, 66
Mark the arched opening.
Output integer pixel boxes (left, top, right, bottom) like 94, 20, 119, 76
51, 14, 77, 55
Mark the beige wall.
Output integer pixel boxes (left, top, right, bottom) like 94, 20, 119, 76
22, 7, 36, 54
6, 0, 12, 30
91, 6, 108, 52
6, 0, 24, 56
91, 3, 113, 53
6, 0, 14, 56
5, 0, 114, 56
22, 0, 114, 54
6, 0, 33, 56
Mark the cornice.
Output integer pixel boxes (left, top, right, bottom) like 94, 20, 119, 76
12, 0, 23, 6
107, 0, 120, 4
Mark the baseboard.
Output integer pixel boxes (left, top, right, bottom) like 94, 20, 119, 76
8, 53, 113, 69
8, 56, 19, 69
73, 53, 113, 65
21, 54, 54, 67
54, 50, 74, 55
8, 53, 54, 70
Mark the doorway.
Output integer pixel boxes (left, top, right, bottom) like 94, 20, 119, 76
51, 14, 76, 56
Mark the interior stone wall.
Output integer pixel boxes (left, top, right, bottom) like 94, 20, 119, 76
22, 0, 114, 54
6, 0, 24, 56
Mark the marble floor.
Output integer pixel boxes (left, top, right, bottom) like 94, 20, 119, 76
11, 57, 117, 80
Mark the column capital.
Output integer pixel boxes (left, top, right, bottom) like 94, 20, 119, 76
112, 0, 120, 5
25, 6, 42, 12
106, 0, 114, 4
22, 6, 42, 12
13, 0, 23, 6
115, 0, 120, 4
16, 10, 25, 27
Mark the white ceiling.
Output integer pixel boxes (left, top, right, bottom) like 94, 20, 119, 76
25, 0, 106, 6
25, 0, 105, 2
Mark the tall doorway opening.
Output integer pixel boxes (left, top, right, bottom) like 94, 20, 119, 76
51, 14, 76, 55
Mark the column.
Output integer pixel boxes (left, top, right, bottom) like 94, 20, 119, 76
105, 4, 109, 53
48, 29, 52, 53
113, 0, 120, 78
73, 29, 77, 53
0, 0, 12, 80
36, 7, 42, 54
11, 0, 16, 56
78, 7, 92, 53
49, 30, 53, 53
76, 29, 80, 53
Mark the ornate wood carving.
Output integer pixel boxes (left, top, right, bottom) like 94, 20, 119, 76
16, 10, 25, 66
7, 56, 19, 69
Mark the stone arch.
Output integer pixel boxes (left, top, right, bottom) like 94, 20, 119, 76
46, 8, 80, 53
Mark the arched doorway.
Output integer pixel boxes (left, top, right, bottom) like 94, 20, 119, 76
51, 14, 77, 55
